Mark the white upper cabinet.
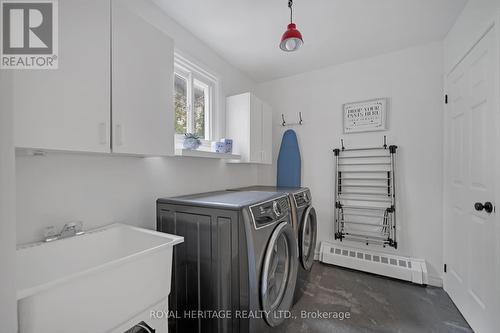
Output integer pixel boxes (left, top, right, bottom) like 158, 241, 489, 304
249, 96, 263, 163
111, 0, 174, 156
226, 93, 273, 164
261, 103, 273, 164
13, 0, 175, 156
13, 0, 111, 153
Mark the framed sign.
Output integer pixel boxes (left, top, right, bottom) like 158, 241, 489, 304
343, 98, 388, 134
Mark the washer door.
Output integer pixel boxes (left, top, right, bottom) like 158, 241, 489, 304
299, 206, 317, 271
260, 222, 298, 327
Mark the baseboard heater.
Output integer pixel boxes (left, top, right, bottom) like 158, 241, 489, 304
319, 241, 428, 285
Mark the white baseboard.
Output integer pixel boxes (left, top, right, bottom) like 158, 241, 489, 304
319, 241, 429, 285
427, 275, 443, 287
316, 242, 443, 287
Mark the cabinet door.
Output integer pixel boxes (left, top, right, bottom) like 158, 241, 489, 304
249, 95, 263, 163
13, 0, 111, 153
261, 103, 273, 165
111, 0, 174, 156
226, 93, 251, 162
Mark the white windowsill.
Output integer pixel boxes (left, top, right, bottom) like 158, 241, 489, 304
174, 148, 240, 160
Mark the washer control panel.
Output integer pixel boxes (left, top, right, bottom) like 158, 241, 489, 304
251, 196, 290, 228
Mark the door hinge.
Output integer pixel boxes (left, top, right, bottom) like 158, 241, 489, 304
445, 94, 448, 104
444, 264, 447, 273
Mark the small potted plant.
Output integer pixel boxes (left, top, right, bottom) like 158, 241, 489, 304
183, 133, 202, 150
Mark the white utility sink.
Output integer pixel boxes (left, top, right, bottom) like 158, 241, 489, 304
17, 223, 183, 333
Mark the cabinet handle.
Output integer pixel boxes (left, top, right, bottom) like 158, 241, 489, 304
98, 123, 108, 145
115, 124, 123, 146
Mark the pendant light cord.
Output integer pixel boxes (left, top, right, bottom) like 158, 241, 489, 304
288, 0, 293, 23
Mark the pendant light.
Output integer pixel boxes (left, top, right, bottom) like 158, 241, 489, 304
279, 0, 303, 52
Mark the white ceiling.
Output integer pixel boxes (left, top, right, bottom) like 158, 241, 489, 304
155, 0, 467, 82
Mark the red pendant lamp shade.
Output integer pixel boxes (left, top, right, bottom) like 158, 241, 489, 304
279, 0, 303, 52
280, 23, 303, 52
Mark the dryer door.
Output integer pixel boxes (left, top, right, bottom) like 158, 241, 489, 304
260, 222, 298, 327
299, 206, 317, 271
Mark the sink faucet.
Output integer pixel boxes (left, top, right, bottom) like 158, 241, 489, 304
44, 222, 85, 242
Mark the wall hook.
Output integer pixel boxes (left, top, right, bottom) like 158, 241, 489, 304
281, 112, 304, 127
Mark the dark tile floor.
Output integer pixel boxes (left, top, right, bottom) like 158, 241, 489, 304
276, 263, 472, 333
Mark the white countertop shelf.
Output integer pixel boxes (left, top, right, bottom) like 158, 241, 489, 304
174, 148, 241, 160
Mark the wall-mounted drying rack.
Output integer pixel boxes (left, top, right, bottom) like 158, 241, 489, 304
281, 112, 303, 126
333, 136, 398, 248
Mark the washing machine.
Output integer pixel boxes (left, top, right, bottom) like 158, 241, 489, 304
227, 186, 317, 304
157, 190, 298, 333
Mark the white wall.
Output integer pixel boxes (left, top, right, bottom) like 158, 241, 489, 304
0, 71, 18, 331
444, 0, 500, 73
15, 3, 264, 245
17, 154, 260, 244
256, 42, 445, 285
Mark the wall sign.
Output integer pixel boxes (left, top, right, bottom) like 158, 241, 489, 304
343, 98, 387, 134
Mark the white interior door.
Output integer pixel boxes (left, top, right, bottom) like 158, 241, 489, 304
444, 26, 500, 333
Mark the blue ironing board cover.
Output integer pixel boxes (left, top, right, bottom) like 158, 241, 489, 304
277, 129, 301, 187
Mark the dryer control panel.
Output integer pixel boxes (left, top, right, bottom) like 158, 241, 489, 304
293, 189, 311, 208
250, 196, 290, 228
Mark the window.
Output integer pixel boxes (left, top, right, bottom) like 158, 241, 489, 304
174, 53, 217, 141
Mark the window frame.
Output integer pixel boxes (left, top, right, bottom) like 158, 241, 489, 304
174, 53, 217, 142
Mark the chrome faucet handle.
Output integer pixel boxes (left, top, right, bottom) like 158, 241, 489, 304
60, 221, 84, 238
43, 226, 59, 242
74, 221, 85, 235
